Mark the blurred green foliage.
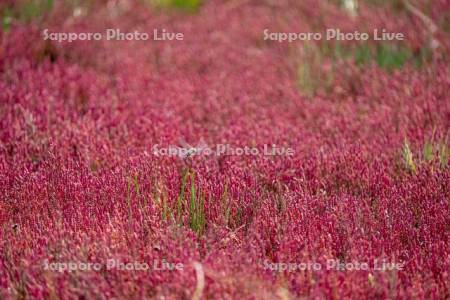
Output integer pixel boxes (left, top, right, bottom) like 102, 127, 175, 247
1, 0, 53, 31
296, 40, 431, 96
149, 0, 202, 12
322, 42, 429, 71
361, 44, 412, 71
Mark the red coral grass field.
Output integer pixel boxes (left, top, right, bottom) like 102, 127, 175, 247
0, 0, 449, 299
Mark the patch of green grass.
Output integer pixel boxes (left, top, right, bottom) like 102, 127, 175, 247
438, 142, 448, 169
20, 0, 54, 21
295, 41, 424, 96
1, 7, 13, 31
354, 44, 372, 65
362, 0, 404, 11
148, 0, 202, 12
375, 44, 411, 71
177, 168, 190, 224
188, 171, 206, 235
402, 139, 417, 174
1, 0, 53, 30
172, 168, 206, 235
326, 42, 426, 71
400, 137, 448, 174
421, 130, 448, 170
352, 43, 412, 70
423, 140, 434, 162
172, 0, 201, 10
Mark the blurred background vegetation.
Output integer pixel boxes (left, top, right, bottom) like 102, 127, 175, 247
0, 0, 442, 97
